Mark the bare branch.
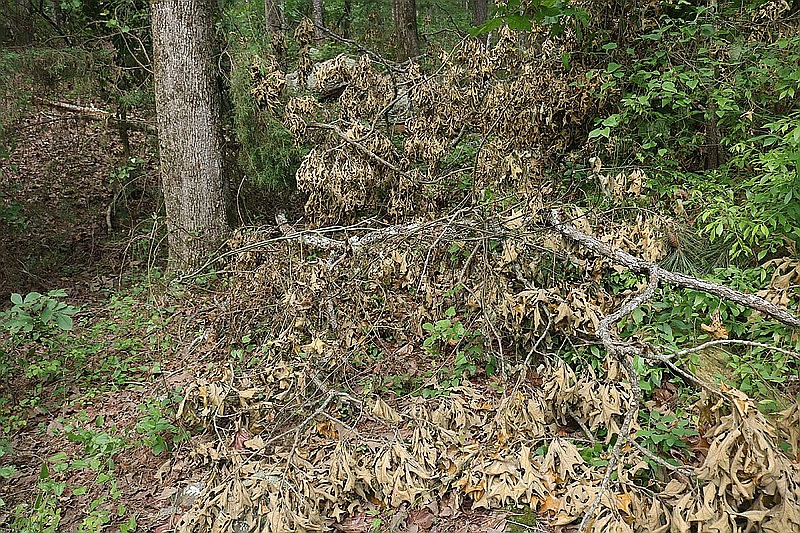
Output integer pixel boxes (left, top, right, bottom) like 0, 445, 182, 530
32, 97, 157, 134
578, 274, 658, 533
307, 121, 409, 176
549, 209, 800, 328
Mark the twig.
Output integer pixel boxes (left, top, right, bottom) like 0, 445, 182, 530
628, 437, 693, 475
307, 121, 408, 176
276, 212, 423, 256
578, 273, 659, 533
567, 406, 597, 446
665, 338, 800, 361
416, 203, 471, 294
317, 25, 404, 74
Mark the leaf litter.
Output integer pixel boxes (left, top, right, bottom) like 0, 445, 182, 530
174, 211, 800, 532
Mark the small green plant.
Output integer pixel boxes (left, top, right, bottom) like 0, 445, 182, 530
636, 409, 698, 459
1, 290, 79, 341
12, 415, 138, 532
421, 306, 491, 389
136, 396, 189, 456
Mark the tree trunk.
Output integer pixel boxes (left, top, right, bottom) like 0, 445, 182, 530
342, 0, 351, 38
472, 0, 487, 25
392, 0, 419, 62
312, 0, 324, 44
264, 0, 283, 34
151, 0, 229, 272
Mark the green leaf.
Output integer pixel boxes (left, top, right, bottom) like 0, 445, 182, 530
55, 314, 73, 331
10, 293, 22, 305
469, 17, 503, 36
505, 14, 533, 31
602, 114, 621, 127
588, 127, 610, 139
24, 292, 42, 304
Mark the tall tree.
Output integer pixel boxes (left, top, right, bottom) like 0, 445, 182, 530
312, 0, 325, 43
264, 0, 283, 34
392, 0, 419, 62
151, 0, 229, 272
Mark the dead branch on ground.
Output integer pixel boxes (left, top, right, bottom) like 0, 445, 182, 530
549, 208, 800, 328
32, 97, 157, 134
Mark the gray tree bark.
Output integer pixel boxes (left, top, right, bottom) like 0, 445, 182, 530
312, 0, 325, 44
392, 0, 419, 62
151, 0, 229, 272
265, 0, 283, 34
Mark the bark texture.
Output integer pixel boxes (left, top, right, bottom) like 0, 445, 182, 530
471, 0, 488, 25
264, 0, 284, 34
392, 0, 420, 62
312, 0, 325, 43
151, 0, 229, 272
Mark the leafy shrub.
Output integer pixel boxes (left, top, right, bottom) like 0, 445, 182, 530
1, 290, 79, 341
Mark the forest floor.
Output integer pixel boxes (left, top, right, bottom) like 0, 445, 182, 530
0, 105, 188, 531
2, 51, 800, 533
0, 106, 518, 532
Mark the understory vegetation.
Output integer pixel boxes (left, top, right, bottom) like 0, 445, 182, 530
1, 0, 800, 531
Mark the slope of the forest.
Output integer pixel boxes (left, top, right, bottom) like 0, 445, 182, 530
2, 2, 800, 532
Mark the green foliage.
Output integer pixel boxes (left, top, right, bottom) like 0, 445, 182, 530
225, 3, 304, 190
589, 8, 800, 262
135, 395, 189, 456
699, 112, 800, 261
725, 347, 795, 412
9, 412, 134, 533
637, 409, 698, 459
422, 306, 492, 390
1, 290, 79, 340
474, 0, 588, 38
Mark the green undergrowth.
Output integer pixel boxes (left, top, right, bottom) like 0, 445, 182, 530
0, 280, 194, 531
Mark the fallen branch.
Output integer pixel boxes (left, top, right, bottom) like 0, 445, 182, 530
548, 208, 800, 532
32, 97, 157, 134
549, 209, 800, 328
275, 212, 421, 253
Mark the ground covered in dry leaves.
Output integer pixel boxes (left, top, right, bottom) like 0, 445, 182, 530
3, 26, 800, 533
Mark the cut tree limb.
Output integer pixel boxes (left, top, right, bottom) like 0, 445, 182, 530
549, 209, 800, 328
